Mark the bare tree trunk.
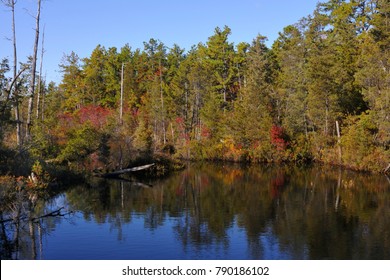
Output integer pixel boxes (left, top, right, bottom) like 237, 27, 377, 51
41, 74, 45, 121
11, 0, 21, 146
15, 105, 22, 145
36, 26, 45, 120
336, 120, 342, 164
325, 96, 329, 135
304, 113, 308, 138
25, 0, 41, 139
159, 59, 166, 145
9, 0, 17, 78
120, 62, 124, 124
1, 0, 22, 146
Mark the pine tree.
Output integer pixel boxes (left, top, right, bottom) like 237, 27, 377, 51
59, 52, 85, 112
356, 0, 390, 146
232, 35, 273, 159
273, 22, 309, 137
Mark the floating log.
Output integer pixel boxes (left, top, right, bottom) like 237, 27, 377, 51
95, 163, 155, 178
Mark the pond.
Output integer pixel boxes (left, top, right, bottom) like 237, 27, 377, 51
1, 163, 390, 260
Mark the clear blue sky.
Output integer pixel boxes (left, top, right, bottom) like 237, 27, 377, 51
0, 0, 319, 83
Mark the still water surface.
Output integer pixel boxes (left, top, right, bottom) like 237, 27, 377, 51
1, 163, 390, 259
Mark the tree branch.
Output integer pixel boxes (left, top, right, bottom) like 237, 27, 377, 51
0, 207, 73, 224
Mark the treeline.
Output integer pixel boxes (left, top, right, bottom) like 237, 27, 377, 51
0, 0, 389, 173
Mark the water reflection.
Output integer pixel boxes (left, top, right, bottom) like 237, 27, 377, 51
0, 178, 73, 260
1, 164, 390, 259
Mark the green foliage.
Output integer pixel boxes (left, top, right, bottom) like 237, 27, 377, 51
341, 113, 388, 172
57, 122, 100, 163
133, 119, 153, 154
1, 0, 388, 174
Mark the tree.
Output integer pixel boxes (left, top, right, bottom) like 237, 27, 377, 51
232, 35, 273, 160
199, 26, 237, 147
0, 59, 11, 136
82, 45, 107, 106
273, 22, 309, 137
356, 0, 390, 147
305, 6, 339, 136
36, 27, 45, 121
171, 45, 210, 146
26, 0, 41, 139
59, 52, 85, 112
143, 38, 168, 146
203, 26, 237, 105
1, 0, 23, 146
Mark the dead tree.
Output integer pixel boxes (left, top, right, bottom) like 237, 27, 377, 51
25, 0, 41, 139
1, 0, 22, 146
36, 26, 45, 121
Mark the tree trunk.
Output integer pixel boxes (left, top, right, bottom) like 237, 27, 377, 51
41, 74, 45, 121
159, 59, 166, 145
120, 62, 124, 124
325, 96, 329, 135
336, 120, 342, 164
36, 27, 45, 120
9, 0, 22, 146
25, 0, 41, 139
15, 104, 21, 146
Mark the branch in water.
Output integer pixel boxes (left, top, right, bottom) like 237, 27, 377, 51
0, 207, 73, 224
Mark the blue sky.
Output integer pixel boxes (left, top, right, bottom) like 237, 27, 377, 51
0, 0, 319, 83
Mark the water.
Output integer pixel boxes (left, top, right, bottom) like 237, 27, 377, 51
1, 163, 390, 260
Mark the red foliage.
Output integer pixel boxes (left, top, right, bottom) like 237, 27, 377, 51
58, 112, 74, 127
175, 117, 184, 125
174, 117, 191, 142
56, 112, 76, 144
76, 105, 112, 129
56, 105, 113, 145
132, 108, 140, 118
201, 126, 211, 138
270, 125, 288, 151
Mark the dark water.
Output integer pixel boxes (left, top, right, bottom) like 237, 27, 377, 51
1, 163, 390, 260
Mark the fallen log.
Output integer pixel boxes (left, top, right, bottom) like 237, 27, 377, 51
95, 163, 155, 178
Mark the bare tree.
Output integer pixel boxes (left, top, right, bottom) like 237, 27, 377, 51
25, 0, 41, 139
1, 0, 23, 146
36, 26, 45, 121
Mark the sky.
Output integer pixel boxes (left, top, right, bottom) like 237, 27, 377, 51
0, 0, 320, 83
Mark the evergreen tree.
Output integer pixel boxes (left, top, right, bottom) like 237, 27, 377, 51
83, 45, 107, 106
273, 22, 309, 137
356, 0, 390, 146
305, 5, 339, 136
58, 52, 85, 112
232, 35, 273, 159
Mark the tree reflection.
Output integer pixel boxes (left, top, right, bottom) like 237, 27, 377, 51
3, 164, 389, 259
0, 177, 72, 259
63, 164, 390, 259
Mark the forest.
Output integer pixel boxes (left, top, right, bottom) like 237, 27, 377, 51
0, 0, 389, 178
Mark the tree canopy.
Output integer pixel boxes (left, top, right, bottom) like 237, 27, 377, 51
0, 0, 389, 174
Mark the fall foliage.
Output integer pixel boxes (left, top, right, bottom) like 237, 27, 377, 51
0, 0, 389, 175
